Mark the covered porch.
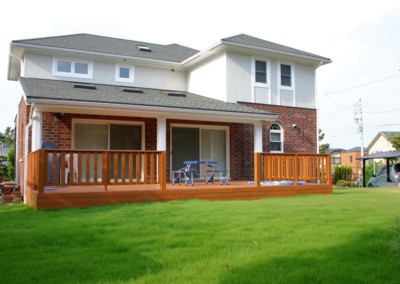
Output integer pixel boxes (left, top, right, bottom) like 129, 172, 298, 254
26, 149, 332, 209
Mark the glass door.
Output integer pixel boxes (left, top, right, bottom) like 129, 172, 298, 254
171, 127, 199, 174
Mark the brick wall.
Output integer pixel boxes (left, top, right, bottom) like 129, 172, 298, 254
240, 102, 318, 153
41, 113, 157, 150
16, 98, 31, 193
341, 151, 362, 180
24, 104, 318, 184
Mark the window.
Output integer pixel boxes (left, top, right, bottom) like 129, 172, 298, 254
115, 65, 134, 82
255, 60, 267, 83
332, 157, 341, 164
270, 123, 283, 152
280, 64, 292, 87
350, 156, 353, 163
54, 58, 92, 78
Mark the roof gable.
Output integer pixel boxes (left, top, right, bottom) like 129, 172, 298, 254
222, 34, 331, 63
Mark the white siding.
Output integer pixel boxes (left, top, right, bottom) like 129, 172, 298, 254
226, 53, 252, 103
369, 136, 395, 153
295, 64, 315, 108
187, 53, 227, 101
23, 53, 186, 91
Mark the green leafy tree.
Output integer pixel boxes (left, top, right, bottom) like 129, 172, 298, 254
319, 129, 330, 153
389, 134, 400, 151
7, 146, 15, 180
0, 127, 15, 145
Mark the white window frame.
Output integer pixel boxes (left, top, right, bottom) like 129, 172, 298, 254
72, 119, 145, 150
251, 57, 271, 103
252, 58, 270, 87
278, 62, 295, 91
115, 64, 135, 83
270, 123, 284, 153
53, 58, 93, 79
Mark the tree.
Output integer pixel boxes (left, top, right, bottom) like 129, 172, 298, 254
389, 134, 400, 151
0, 127, 15, 145
319, 129, 330, 153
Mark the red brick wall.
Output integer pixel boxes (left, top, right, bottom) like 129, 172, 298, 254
240, 103, 318, 153
27, 104, 317, 184
16, 98, 31, 193
41, 113, 157, 150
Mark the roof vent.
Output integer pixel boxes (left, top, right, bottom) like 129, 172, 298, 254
122, 88, 143, 94
137, 45, 151, 52
168, 92, 186, 98
73, 84, 97, 90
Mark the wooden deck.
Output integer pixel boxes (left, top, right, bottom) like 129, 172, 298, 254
25, 150, 332, 210
27, 181, 333, 210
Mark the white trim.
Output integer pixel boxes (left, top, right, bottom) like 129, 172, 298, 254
115, 64, 135, 83
157, 117, 167, 151
251, 57, 271, 103
53, 57, 93, 79
31, 109, 42, 151
71, 118, 145, 150
277, 61, 295, 106
270, 123, 284, 153
254, 122, 263, 152
170, 123, 230, 179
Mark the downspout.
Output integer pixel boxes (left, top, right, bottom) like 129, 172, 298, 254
23, 104, 35, 203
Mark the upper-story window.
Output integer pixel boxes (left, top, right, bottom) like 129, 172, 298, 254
280, 64, 292, 87
54, 58, 93, 79
115, 64, 134, 82
255, 60, 267, 84
270, 123, 283, 152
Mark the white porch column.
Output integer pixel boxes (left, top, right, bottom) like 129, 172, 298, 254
157, 117, 167, 151
31, 109, 42, 151
254, 122, 263, 153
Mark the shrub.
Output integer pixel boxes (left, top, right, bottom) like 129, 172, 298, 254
336, 180, 357, 188
334, 165, 353, 184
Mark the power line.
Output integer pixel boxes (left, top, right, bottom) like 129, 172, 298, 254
324, 72, 400, 96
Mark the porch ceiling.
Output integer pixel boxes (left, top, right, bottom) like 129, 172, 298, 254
20, 77, 277, 123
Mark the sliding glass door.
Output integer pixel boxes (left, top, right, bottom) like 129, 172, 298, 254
171, 126, 227, 180
74, 122, 142, 182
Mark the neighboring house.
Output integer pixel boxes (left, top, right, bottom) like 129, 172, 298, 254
326, 148, 345, 167
341, 147, 365, 180
367, 131, 399, 154
8, 33, 331, 199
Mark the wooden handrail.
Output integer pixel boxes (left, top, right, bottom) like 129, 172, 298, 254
27, 149, 167, 192
255, 153, 332, 185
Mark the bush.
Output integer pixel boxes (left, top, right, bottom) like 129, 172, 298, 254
336, 180, 358, 188
334, 165, 353, 184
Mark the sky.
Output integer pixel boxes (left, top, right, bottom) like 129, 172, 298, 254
0, 0, 399, 150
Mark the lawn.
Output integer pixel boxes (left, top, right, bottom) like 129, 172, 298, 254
1, 188, 399, 283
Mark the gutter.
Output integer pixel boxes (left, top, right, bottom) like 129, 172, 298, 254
23, 103, 35, 204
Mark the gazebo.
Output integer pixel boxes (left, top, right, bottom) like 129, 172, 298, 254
359, 151, 400, 187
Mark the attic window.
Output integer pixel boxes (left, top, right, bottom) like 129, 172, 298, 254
73, 84, 97, 90
123, 88, 143, 94
168, 93, 186, 97
137, 45, 151, 52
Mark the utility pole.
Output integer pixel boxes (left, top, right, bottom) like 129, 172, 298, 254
354, 98, 364, 184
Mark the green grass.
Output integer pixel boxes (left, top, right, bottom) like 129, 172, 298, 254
1, 188, 400, 283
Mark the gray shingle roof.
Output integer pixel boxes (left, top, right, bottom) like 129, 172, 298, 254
222, 34, 331, 62
381, 131, 400, 139
13, 34, 199, 63
19, 78, 276, 117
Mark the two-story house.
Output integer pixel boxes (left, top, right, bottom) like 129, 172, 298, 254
8, 33, 331, 205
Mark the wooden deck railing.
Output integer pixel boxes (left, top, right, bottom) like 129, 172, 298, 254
27, 149, 166, 193
254, 153, 332, 186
